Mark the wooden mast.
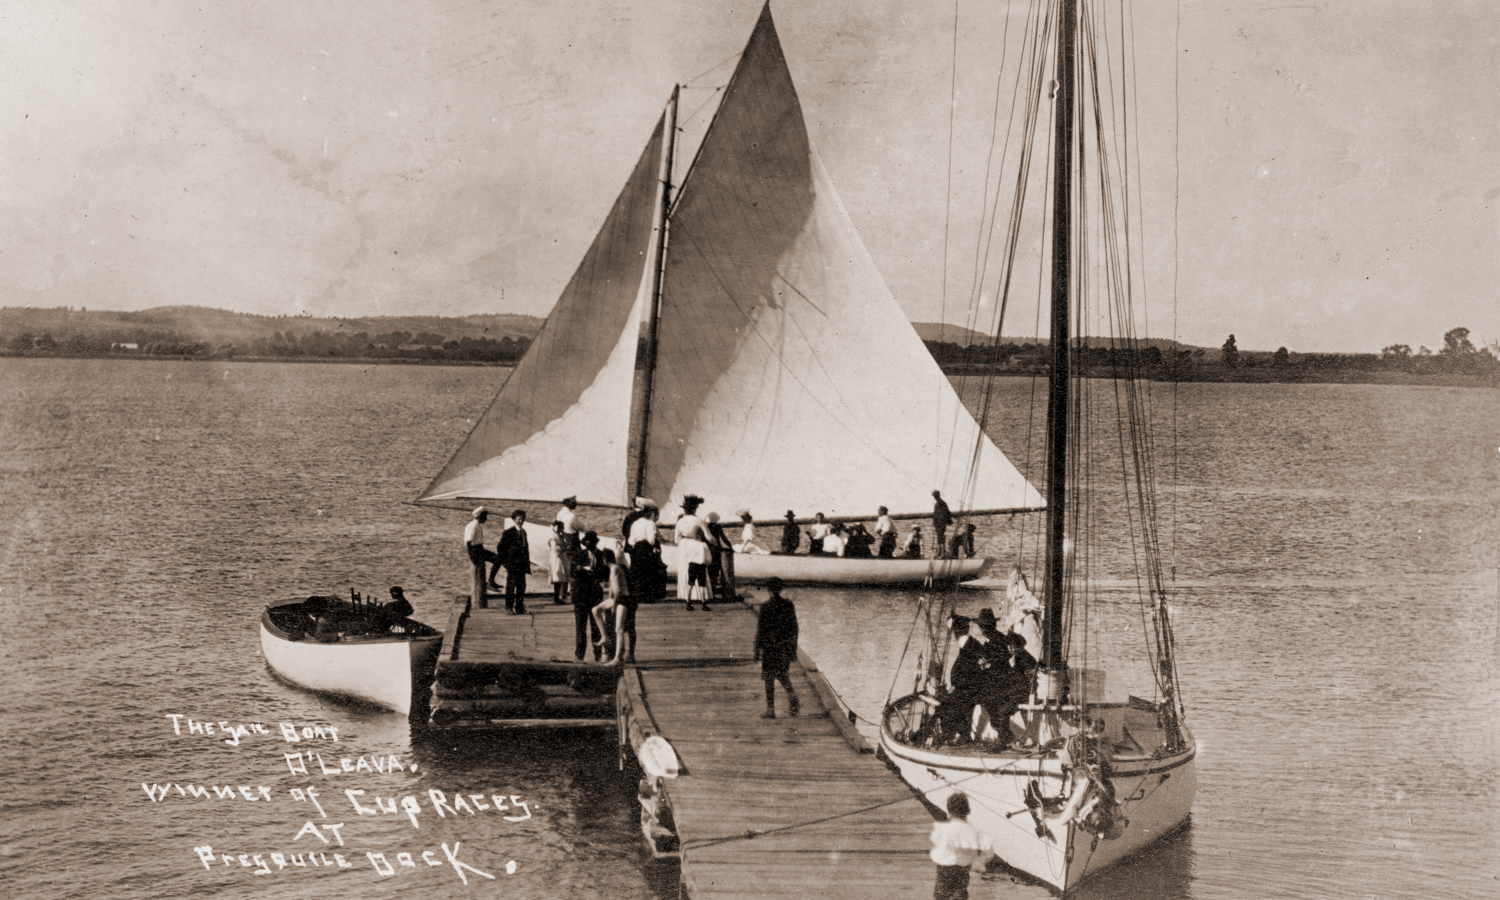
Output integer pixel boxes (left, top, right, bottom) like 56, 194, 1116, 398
632, 85, 680, 501
1042, 0, 1076, 675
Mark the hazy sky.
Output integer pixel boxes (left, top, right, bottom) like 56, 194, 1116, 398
2, 0, 1495, 353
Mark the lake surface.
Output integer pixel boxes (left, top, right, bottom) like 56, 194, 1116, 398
0, 358, 1495, 900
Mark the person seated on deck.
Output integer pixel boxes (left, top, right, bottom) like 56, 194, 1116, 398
900, 524, 924, 559
807, 513, 831, 555
844, 523, 875, 558
821, 522, 847, 557
365, 586, 415, 634
947, 523, 977, 559
778, 510, 801, 555
734, 509, 769, 554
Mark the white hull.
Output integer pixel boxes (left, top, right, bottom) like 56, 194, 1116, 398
260, 603, 441, 716
880, 695, 1195, 891
665, 548, 991, 587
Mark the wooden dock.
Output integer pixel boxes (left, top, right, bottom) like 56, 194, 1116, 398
614, 624, 943, 898
429, 591, 946, 897
428, 592, 760, 728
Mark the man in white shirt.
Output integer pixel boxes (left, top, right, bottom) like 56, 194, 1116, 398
930, 792, 993, 900
874, 506, 897, 558
464, 507, 499, 608
821, 524, 846, 557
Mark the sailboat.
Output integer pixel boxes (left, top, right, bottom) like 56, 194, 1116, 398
878, 0, 1196, 892
415, 4, 1044, 586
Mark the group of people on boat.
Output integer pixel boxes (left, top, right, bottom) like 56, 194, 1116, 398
768, 499, 978, 561
928, 568, 1044, 747
291, 587, 418, 643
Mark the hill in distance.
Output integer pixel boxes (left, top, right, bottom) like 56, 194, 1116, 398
0, 304, 1205, 354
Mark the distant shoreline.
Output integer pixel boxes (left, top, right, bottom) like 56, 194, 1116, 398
4, 351, 1494, 388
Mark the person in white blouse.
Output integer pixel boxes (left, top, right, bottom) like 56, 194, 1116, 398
874, 506, 897, 558
673, 495, 714, 611
735, 509, 768, 554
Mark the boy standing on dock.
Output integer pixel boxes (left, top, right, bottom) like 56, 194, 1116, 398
753, 577, 799, 719
930, 792, 992, 900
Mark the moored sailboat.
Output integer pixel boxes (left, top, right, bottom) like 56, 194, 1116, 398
415, 4, 1044, 586
878, 0, 1196, 891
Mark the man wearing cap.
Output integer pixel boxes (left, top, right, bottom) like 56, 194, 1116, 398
464, 507, 500, 609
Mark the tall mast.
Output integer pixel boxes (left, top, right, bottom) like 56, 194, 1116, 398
1042, 0, 1075, 674
632, 85, 680, 500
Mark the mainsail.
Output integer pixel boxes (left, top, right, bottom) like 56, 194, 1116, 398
642, 6, 1039, 521
420, 4, 1043, 523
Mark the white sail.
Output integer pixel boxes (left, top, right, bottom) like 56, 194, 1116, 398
417, 114, 666, 508
640, 5, 1042, 523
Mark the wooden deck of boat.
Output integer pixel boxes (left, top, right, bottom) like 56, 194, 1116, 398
616, 624, 942, 898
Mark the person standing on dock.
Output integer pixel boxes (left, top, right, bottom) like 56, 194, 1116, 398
557, 495, 581, 588
675, 495, 714, 612
753, 577, 799, 719
464, 507, 500, 609
706, 511, 736, 601
626, 503, 663, 603
572, 531, 605, 661
930, 792, 993, 900
932, 490, 953, 558
495, 509, 531, 615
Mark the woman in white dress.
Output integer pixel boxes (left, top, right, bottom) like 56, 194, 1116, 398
735, 509, 768, 554
674, 495, 714, 611
547, 520, 570, 604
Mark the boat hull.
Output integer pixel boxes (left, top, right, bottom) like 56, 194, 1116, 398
260, 601, 441, 716
880, 695, 1195, 891
665, 551, 991, 587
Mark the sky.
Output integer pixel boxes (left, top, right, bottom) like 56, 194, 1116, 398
1, 0, 1495, 354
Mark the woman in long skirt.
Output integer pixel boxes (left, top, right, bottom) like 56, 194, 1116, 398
673, 495, 713, 611
547, 520, 570, 604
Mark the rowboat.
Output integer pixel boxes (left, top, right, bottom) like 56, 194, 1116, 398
665, 550, 991, 588
260, 596, 441, 717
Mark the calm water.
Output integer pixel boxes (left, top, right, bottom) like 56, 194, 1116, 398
0, 358, 1495, 900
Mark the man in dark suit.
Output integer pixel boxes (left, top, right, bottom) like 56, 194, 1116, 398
494, 509, 532, 614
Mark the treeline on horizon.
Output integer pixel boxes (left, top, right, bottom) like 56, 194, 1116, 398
917, 328, 1499, 381
0, 306, 536, 364
1, 306, 1496, 382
